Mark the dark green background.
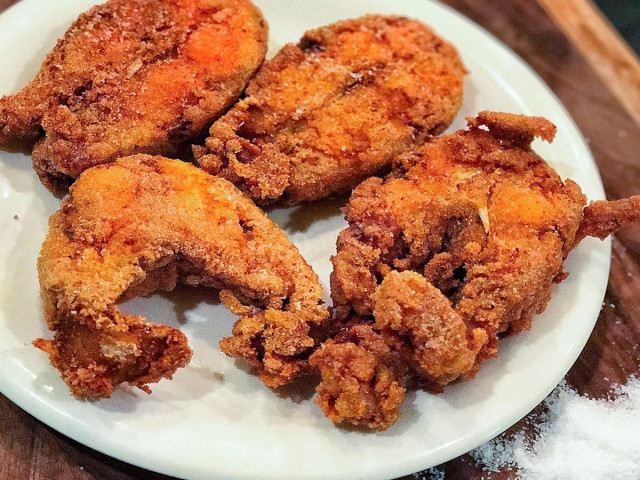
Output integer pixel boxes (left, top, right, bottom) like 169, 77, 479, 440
595, 0, 640, 53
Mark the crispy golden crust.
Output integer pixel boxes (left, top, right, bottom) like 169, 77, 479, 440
0, 0, 267, 191
36, 155, 328, 398
309, 322, 406, 431
194, 14, 465, 206
373, 271, 488, 385
576, 196, 640, 243
316, 112, 640, 430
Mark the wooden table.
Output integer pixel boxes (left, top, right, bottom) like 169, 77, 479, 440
2, 0, 639, 479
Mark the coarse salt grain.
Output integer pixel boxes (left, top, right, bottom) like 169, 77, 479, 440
467, 377, 640, 480
414, 469, 445, 480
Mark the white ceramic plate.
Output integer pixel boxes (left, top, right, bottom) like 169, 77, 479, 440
0, 1, 609, 479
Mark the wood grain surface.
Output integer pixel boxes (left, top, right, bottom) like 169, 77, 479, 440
1, 0, 640, 479
538, 0, 640, 127
0, 0, 15, 12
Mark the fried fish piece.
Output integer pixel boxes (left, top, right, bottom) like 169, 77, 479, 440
35, 155, 328, 399
194, 14, 465, 206
310, 112, 640, 430
0, 0, 267, 192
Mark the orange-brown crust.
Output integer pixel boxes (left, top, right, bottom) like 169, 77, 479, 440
36, 155, 328, 398
373, 271, 488, 386
575, 196, 640, 243
194, 14, 465, 206
309, 322, 406, 431
317, 112, 640, 430
0, 0, 267, 191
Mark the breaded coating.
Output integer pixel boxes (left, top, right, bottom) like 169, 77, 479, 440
312, 112, 640, 430
194, 14, 465, 206
310, 322, 406, 431
0, 0, 267, 192
35, 156, 328, 399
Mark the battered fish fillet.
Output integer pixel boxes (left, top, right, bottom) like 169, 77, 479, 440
310, 112, 640, 430
35, 155, 328, 399
193, 14, 465, 206
0, 0, 267, 192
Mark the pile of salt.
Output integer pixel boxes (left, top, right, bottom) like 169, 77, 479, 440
421, 377, 640, 479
